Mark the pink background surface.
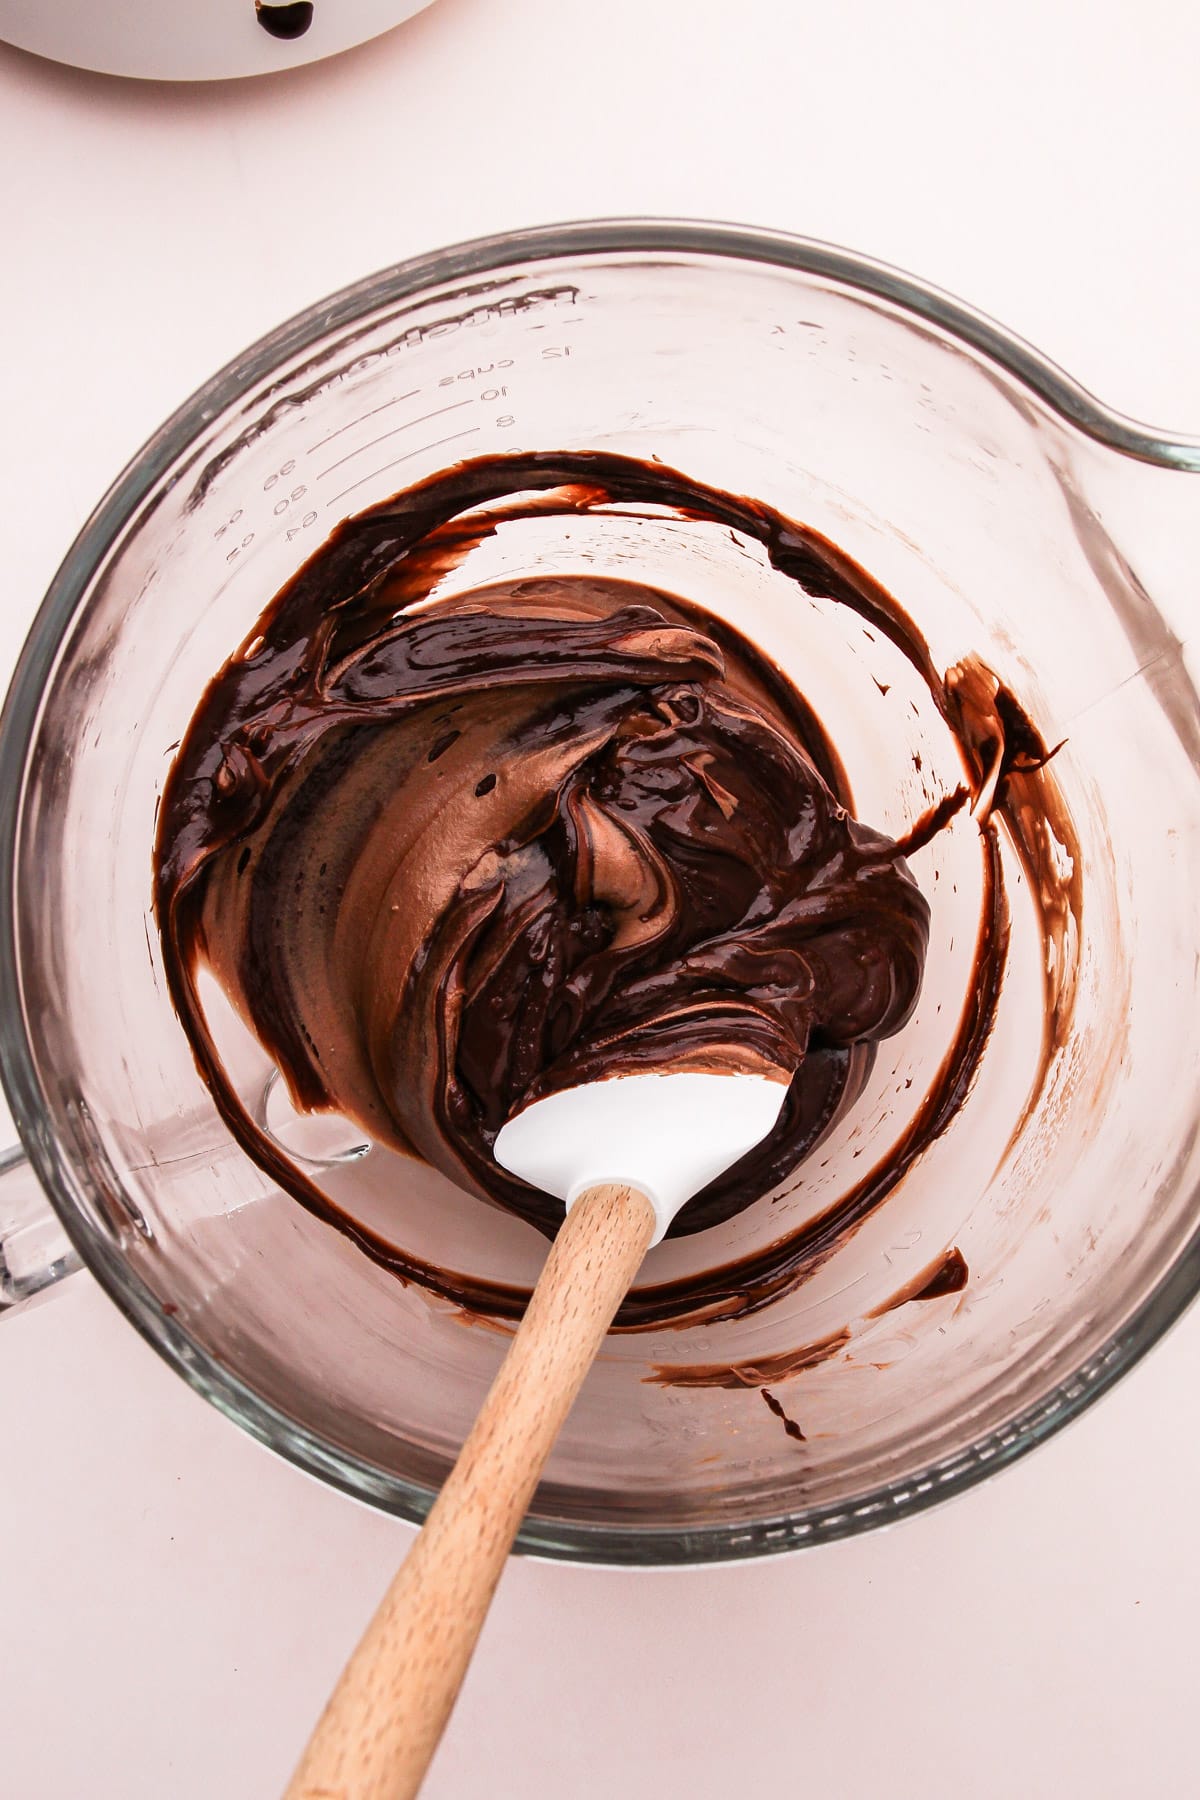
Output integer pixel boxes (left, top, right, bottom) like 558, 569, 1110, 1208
2, 3, 1199, 1793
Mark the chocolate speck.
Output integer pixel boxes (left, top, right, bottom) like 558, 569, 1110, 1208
761, 1388, 806, 1441
255, 1, 314, 39
428, 729, 460, 763
868, 1246, 968, 1317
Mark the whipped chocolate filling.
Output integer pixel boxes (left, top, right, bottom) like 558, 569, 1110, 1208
154, 451, 1079, 1330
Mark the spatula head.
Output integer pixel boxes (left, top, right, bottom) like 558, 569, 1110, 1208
493, 1070, 789, 1246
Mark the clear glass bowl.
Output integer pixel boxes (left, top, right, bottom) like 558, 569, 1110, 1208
2, 221, 1199, 1564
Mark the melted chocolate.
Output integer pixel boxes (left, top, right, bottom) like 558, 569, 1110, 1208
156, 580, 926, 1235
154, 451, 1080, 1331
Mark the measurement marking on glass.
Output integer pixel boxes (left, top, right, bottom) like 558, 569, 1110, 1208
324, 428, 482, 509
316, 399, 477, 480
307, 389, 420, 454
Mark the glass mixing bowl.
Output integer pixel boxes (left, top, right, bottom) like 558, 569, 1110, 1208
2, 221, 1199, 1563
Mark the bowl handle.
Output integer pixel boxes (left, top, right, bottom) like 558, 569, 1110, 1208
0, 1145, 80, 1314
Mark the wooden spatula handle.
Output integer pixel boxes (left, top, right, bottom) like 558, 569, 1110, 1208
284, 1181, 657, 1800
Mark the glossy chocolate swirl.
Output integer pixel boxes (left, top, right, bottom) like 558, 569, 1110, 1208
155, 496, 929, 1249
156, 451, 1079, 1329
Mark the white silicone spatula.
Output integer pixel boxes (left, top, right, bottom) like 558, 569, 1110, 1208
284, 1068, 787, 1800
